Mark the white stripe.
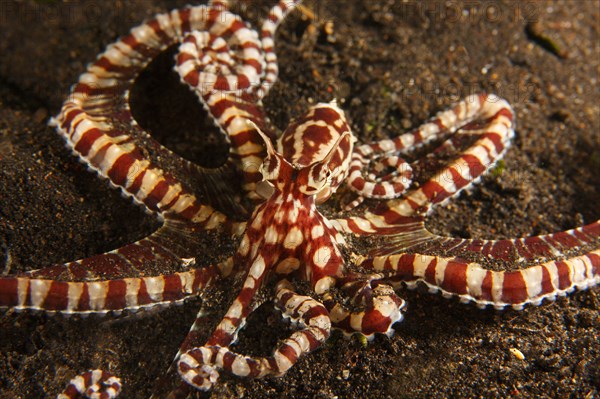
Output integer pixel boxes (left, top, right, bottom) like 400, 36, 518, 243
130, 24, 161, 48
378, 139, 395, 152
434, 258, 448, 285
293, 332, 311, 353
189, 6, 211, 30
570, 258, 587, 283
138, 169, 163, 200
79, 72, 118, 88
86, 134, 112, 160
349, 312, 364, 332
437, 109, 458, 129
177, 58, 199, 78
67, 282, 85, 312
231, 357, 251, 376
466, 264, 487, 298
158, 184, 183, 209
99, 144, 126, 174
125, 160, 150, 189
179, 271, 196, 293
67, 113, 93, 143
72, 375, 87, 393
248, 256, 266, 279
88, 282, 107, 310
544, 262, 559, 291
490, 272, 504, 304
155, 13, 178, 38
274, 350, 293, 373
113, 40, 142, 60
169, 9, 184, 38
521, 266, 543, 299
169, 193, 198, 215
17, 278, 28, 307
262, 20, 276, 33
144, 277, 165, 302
125, 278, 141, 308
29, 279, 51, 309
103, 45, 136, 67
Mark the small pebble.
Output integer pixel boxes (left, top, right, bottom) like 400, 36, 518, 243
509, 348, 525, 361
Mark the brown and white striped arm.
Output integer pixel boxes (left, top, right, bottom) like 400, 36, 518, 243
0, 260, 231, 313
57, 369, 121, 399
359, 249, 600, 310
177, 280, 331, 390
345, 152, 413, 210
174, 0, 302, 198
324, 275, 406, 339
51, 0, 302, 218
50, 3, 244, 225
259, 0, 303, 97
174, 101, 356, 390
0, 217, 237, 314
334, 93, 515, 234
372, 219, 600, 263
148, 293, 237, 398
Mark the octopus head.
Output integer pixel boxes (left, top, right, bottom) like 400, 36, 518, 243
253, 102, 355, 201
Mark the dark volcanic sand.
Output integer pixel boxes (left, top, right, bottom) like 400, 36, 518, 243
0, 1, 599, 398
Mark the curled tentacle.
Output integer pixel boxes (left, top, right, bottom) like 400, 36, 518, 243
57, 370, 121, 399
345, 149, 413, 210
173, 0, 303, 199
332, 93, 515, 235
50, 4, 241, 225
175, 0, 302, 98
175, 19, 265, 94
324, 274, 406, 339
259, 0, 304, 97
177, 280, 331, 390
175, 20, 273, 198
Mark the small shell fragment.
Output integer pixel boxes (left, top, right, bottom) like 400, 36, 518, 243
509, 348, 525, 360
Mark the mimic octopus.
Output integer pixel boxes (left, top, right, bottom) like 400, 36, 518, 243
0, 0, 598, 398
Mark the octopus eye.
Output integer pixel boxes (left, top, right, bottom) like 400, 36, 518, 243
313, 172, 334, 203
260, 158, 273, 180
260, 156, 279, 181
